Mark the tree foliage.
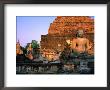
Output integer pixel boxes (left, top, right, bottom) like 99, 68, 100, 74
31, 40, 40, 57
31, 40, 39, 49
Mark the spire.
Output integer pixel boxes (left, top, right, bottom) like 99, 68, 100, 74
17, 39, 20, 45
18, 39, 19, 43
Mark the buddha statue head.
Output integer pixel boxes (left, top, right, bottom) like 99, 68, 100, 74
77, 29, 84, 38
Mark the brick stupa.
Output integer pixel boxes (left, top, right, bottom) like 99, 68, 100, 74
40, 16, 94, 60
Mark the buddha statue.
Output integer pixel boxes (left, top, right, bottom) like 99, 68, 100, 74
71, 30, 91, 54
16, 41, 23, 55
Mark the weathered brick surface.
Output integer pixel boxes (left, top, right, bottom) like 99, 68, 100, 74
40, 16, 94, 54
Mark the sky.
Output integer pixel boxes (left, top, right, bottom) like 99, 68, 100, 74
16, 16, 56, 47
17, 16, 94, 47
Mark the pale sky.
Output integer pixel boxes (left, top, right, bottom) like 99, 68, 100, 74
16, 16, 56, 47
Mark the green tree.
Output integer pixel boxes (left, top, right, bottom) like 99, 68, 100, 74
31, 40, 40, 58
31, 40, 39, 49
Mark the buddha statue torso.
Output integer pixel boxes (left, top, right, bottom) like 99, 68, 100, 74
71, 37, 90, 53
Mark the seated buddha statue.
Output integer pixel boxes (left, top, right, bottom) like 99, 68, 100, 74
71, 30, 92, 55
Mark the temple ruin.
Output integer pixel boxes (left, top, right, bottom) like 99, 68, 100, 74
40, 16, 94, 60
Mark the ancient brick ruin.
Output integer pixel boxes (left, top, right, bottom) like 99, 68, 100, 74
40, 16, 94, 60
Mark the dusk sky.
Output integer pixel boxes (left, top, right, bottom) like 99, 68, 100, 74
17, 16, 94, 47
16, 16, 56, 47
